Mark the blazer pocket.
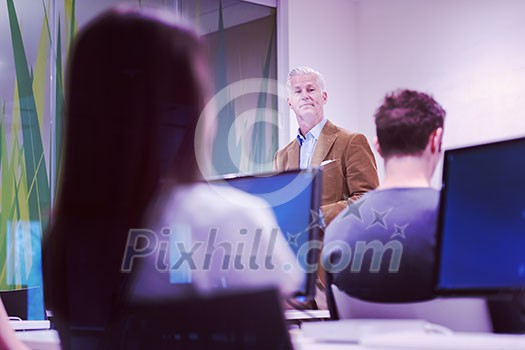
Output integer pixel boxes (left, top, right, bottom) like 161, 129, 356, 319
320, 158, 343, 205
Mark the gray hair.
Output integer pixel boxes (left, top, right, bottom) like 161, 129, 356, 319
287, 66, 326, 92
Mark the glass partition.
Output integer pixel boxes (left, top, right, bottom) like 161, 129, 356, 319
0, 0, 278, 318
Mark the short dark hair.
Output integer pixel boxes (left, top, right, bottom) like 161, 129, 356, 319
374, 89, 445, 158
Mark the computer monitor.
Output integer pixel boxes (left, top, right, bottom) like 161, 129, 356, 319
215, 168, 323, 301
435, 136, 525, 295
2, 220, 49, 330
117, 287, 293, 350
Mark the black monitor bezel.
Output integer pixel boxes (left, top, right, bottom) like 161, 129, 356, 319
434, 136, 525, 297
210, 168, 323, 301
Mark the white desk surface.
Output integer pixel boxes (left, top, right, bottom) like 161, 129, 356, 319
16, 330, 61, 350
291, 330, 363, 350
293, 332, 525, 350
15, 330, 358, 350
15, 322, 525, 350
294, 319, 525, 350
285, 309, 331, 320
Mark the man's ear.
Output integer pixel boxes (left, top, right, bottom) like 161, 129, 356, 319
430, 127, 444, 153
374, 137, 384, 157
287, 97, 292, 108
322, 91, 328, 105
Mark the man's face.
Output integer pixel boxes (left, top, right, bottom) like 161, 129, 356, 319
287, 73, 327, 126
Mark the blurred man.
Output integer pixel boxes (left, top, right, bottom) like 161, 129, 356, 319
274, 66, 379, 226
274, 66, 379, 308
323, 89, 445, 302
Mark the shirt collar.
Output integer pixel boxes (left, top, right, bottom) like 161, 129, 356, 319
296, 118, 327, 146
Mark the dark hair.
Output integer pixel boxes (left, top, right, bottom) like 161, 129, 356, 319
43, 5, 210, 345
374, 89, 445, 158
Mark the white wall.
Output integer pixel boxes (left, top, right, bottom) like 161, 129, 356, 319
356, 0, 525, 185
283, 0, 525, 186
281, 0, 360, 142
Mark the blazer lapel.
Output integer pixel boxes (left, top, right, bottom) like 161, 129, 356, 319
287, 141, 300, 170
311, 120, 338, 167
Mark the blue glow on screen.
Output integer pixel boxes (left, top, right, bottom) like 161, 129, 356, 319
225, 172, 313, 256
224, 171, 317, 297
5, 220, 46, 320
438, 139, 525, 290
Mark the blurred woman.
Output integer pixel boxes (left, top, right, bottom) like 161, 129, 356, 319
43, 4, 301, 349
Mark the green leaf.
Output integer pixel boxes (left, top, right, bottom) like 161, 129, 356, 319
6, 0, 51, 229
41, 0, 52, 44
54, 19, 64, 197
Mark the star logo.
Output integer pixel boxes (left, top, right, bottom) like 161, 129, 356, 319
286, 231, 301, 247
340, 199, 366, 222
306, 209, 326, 231
391, 223, 408, 239
367, 208, 391, 229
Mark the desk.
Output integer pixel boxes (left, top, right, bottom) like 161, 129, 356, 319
15, 321, 525, 350
16, 330, 60, 350
15, 329, 360, 350
292, 331, 525, 350
285, 309, 331, 321
295, 319, 525, 350
291, 330, 363, 350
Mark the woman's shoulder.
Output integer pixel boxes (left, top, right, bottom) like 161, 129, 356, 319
179, 182, 269, 207
160, 182, 274, 223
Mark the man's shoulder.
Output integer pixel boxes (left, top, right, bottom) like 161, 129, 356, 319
323, 120, 365, 140
360, 187, 440, 210
326, 188, 439, 240
275, 138, 297, 156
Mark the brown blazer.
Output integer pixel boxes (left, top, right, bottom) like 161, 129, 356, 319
274, 120, 379, 226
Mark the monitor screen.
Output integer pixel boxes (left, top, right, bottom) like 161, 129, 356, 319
217, 169, 322, 301
1, 220, 46, 321
435, 137, 525, 295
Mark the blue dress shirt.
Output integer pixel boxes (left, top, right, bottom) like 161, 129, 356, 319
296, 118, 327, 169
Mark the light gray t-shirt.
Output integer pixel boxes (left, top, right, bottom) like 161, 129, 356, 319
323, 188, 439, 302
130, 182, 303, 300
